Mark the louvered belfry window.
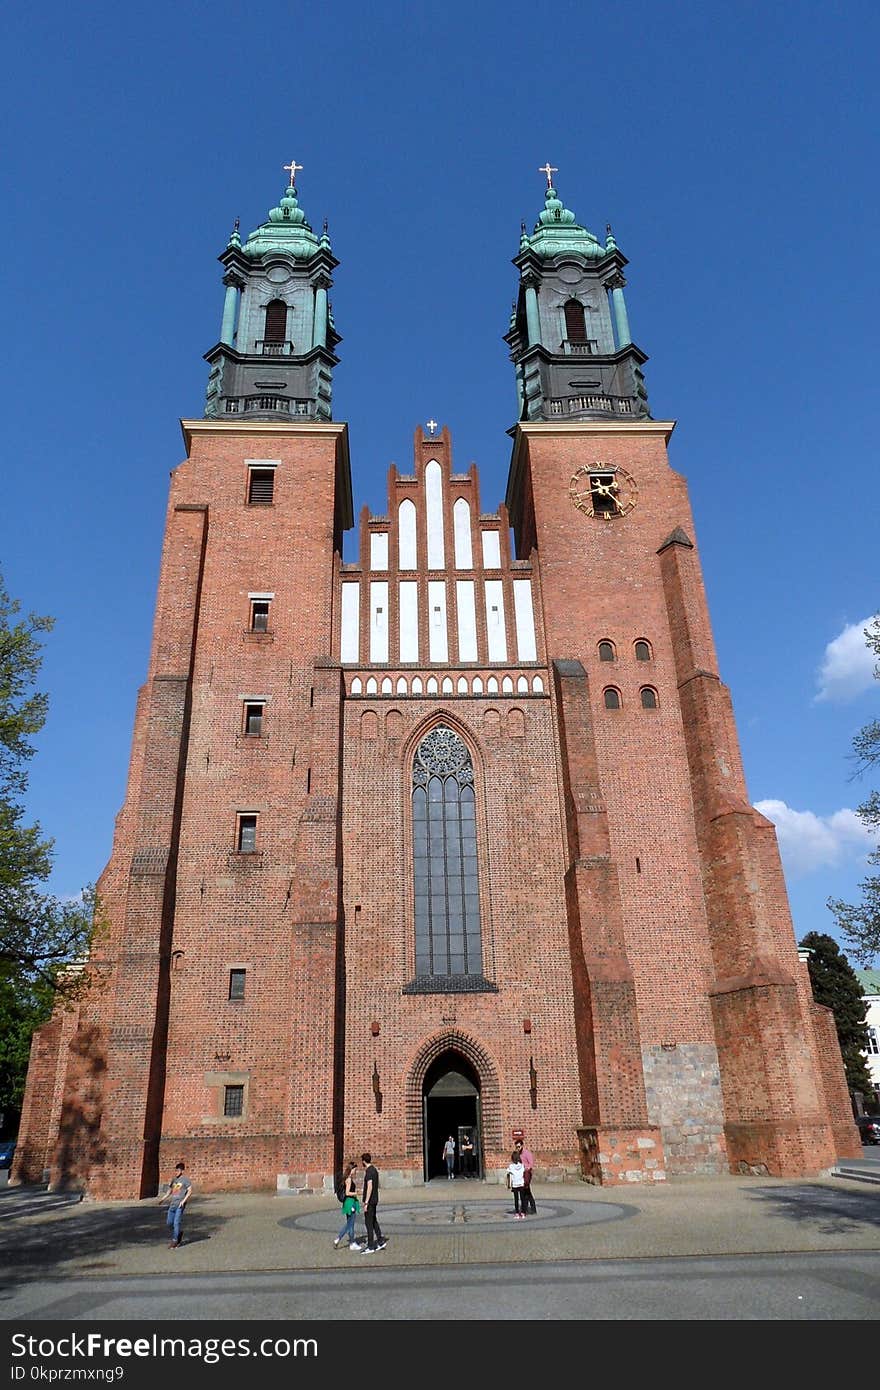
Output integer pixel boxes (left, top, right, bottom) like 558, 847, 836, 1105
412, 727, 483, 981
264, 299, 287, 342
564, 298, 587, 342
248, 469, 275, 504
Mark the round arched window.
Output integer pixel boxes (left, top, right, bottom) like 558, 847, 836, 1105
635, 640, 652, 661
598, 640, 616, 662
603, 688, 621, 710
640, 686, 658, 709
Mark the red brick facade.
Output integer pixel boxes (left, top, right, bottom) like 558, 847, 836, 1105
13, 417, 861, 1197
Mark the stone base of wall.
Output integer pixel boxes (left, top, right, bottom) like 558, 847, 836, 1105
643, 1042, 729, 1174
277, 1165, 587, 1194
577, 1125, 666, 1184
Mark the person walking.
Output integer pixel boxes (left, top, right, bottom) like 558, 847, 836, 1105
442, 1134, 456, 1179
506, 1150, 526, 1218
334, 1158, 361, 1250
360, 1151, 387, 1253
158, 1161, 192, 1248
515, 1138, 537, 1215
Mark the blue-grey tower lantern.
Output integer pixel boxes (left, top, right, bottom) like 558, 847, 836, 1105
504, 173, 649, 422
204, 167, 341, 421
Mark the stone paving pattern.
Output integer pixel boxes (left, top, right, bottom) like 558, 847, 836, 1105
4, 1173, 880, 1286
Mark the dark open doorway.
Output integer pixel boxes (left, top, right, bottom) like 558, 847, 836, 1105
423, 1051, 482, 1179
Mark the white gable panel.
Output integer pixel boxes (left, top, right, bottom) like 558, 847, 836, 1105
370, 532, 389, 571
453, 498, 473, 569
484, 580, 507, 662
513, 579, 537, 662
426, 461, 445, 568
428, 580, 449, 662
369, 581, 389, 663
398, 499, 417, 570
481, 531, 501, 569
399, 581, 419, 662
340, 582, 360, 663
456, 580, 477, 662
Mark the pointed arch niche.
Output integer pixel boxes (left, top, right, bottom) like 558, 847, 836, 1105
403, 724, 497, 995
405, 1031, 502, 1170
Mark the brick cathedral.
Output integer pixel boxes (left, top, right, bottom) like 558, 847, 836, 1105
15, 169, 860, 1198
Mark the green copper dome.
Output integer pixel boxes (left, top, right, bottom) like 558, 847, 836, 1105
523, 184, 606, 260
242, 184, 324, 260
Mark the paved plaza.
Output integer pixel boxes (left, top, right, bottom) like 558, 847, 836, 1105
3, 1166, 880, 1286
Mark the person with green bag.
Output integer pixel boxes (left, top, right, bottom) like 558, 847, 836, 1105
334, 1158, 362, 1249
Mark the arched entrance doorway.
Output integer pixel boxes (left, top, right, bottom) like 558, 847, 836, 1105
423, 1051, 482, 1180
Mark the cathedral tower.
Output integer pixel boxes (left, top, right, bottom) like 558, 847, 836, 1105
505, 174, 859, 1178
204, 164, 340, 422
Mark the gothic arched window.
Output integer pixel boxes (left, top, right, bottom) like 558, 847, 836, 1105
412, 727, 482, 982
564, 298, 587, 343
264, 299, 288, 343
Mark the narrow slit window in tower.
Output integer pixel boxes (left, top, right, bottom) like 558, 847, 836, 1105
250, 599, 270, 633
248, 469, 275, 504
237, 814, 257, 853
243, 702, 264, 736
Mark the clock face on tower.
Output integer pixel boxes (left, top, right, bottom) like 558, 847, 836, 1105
569, 463, 638, 520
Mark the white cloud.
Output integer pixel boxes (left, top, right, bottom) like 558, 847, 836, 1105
814, 616, 877, 703
755, 799, 879, 878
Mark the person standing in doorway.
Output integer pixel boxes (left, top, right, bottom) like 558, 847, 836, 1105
360, 1152, 387, 1253
158, 1161, 192, 1248
461, 1131, 474, 1177
515, 1138, 537, 1215
442, 1134, 456, 1179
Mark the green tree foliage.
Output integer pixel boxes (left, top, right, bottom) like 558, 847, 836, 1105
0, 573, 96, 1121
799, 931, 873, 1096
828, 616, 880, 966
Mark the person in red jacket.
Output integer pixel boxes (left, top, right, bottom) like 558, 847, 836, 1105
514, 1139, 537, 1215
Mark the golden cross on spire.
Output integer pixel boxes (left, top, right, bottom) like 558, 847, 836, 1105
283, 158, 303, 188
538, 162, 558, 188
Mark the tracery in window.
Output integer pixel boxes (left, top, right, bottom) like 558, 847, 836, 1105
412, 727, 482, 982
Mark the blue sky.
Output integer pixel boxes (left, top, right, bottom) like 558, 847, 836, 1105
3, 1, 879, 963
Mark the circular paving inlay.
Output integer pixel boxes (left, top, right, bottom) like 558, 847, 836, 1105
280, 1197, 635, 1236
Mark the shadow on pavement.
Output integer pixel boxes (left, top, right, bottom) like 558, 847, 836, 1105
0, 1185, 221, 1294
747, 1182, 880, 1235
